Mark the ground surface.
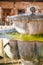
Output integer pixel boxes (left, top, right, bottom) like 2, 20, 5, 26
0, 57, 21, 65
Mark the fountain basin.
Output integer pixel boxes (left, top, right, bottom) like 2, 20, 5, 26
18, 40, 43, 65
14, 14, 43, 34
7, 14, 43, 34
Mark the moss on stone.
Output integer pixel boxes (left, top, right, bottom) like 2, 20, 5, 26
7, 33, 43, 41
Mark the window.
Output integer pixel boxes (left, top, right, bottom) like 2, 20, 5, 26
18, 9, 25, 14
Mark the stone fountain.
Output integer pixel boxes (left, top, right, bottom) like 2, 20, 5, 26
12, 7, 43, 34
7, 7, 43, 65
14, 7, 43, 65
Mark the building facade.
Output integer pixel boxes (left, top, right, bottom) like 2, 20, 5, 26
0, 1, 43, 23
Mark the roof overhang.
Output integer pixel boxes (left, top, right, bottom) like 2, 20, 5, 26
0, 0, 43, 2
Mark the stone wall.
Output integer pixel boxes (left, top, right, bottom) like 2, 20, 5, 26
0, 2, 43, 14
0, 2, 43, 22
14, 2, 43, 14
0, 1, 14, 9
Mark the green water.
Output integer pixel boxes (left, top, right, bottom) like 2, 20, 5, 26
7, 32, 43, 41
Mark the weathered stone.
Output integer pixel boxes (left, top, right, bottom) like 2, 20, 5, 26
28, 20, 43, 34
13, 14, 43, 34
18, 41, 43, 65
36, 41, 43, 57
18, 41, 35, 60
9, 40, 20, 59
